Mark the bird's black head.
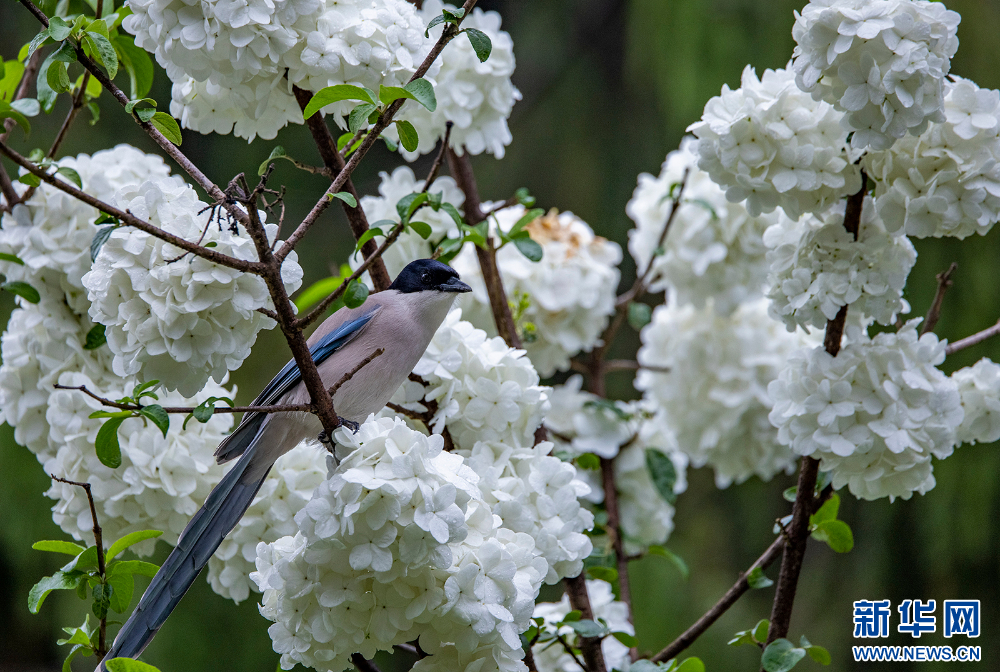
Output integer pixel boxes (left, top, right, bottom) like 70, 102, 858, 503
388, 259, 472, 294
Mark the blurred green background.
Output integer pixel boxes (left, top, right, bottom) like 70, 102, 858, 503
2, 0, 999, 671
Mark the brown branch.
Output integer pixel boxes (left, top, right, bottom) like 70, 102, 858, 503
52, 384, 316, 415
604, 359, 640, 372
328, 348, 385, 399
50, 476, 107, 659
274, 0, 478, 264
16, 0, 249, 228
351, 653, 382, 672
600, 456, 636, 659
422, 121, 453, 192
563, 573, 607, 672
0, 48, 44, 209
292, 85, 391, 292
946, 320, 1000, 355
555, 633, 588, 672
0, 141, 260, 273
446, 147, 521, 347
652, 536, 785, 663
921, 262, 958, 335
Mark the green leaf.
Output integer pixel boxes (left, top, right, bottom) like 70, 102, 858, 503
354, 226, 385, 253
348, 103, 378, 134
33, 540, 87, 555
17, 172, 41, 187
782, 486, 797, 503
612, 631, 638, 648
108, 559, 160, 578
747, 566, 774, 589
568, 619, 607, 639
47, 61, 70, 93
672, 658, 705, 672
139, 405, 170, 438
91, 225, 116, 261
628, 302, 652, 331
1, 60, 26, 101
84, 32, 118, 79
48, 17, 73, 41
0, 101, 31, 135
434, 236, 464, 264
124, 97, 156, 114
561, 610, 582, 623
809, 494, 839, 526
409, 220, 432, 240
92, 582, 113, 619
645, 448, 677, 504
424, 14, 447, 37
761, 639, 806, 672
36, 59, 58, 112
464, 28, 493, 62
96, 417, 125, 468
61, 644, 86, 672
508, 208, 543, 239
303, 84, 377, 119
113, 35, 154, 99
295, 276, 343, 311
327, 191, 358, 208
107, 571, 134, 613
258, 145, 286, 176
83, 324, 106, 350
440, 202, 464, 227
403, 78, 436, 112
513, 237, 542, 262
586, 566, 618, 583
150, 111, 182, 145
56, 165, 82, 188
628, 661, 660, 672
0, 252, 25, 265
68, 546, 99, 572
514, 187, 536, 207
754, 619, 770, 643
343, 280, 369, 309
396, 192, 428, 225
378, 84, 417, 106
395, 119, 419, 152
105, 658, 163, 672
2, 281, 41, 304
131, 380, 161, 401
800, 636, 830, 666
648, 545, 688, 579
11, 98, 40, 117
28, 571, 83, 613
136, 107, 156, 122
811, 519, 854, 553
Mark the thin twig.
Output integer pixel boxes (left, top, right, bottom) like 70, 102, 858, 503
422, 122, 453, 192
327, 348, 385, 399
351, 653, 382, 672
563, 573, 607, 672
600, 457, 635, 659
604, 359, 640, 372
52, 384, 317, 415
946, 320, 1000, 355
50, 476, 107, 659
555, 633, 589, 672
273, 0, 478, 264
921, 262, 958, 335
0, 141, 260, 273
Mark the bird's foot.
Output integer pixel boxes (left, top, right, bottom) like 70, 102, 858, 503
338, 417, 361, 434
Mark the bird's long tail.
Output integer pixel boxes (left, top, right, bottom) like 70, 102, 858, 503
103, 430, 275, 664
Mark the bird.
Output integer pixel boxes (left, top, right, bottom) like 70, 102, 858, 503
103, 258, 471, 664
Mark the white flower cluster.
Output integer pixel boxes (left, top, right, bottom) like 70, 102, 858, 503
865, 77, 1000, 239
532, 580, 633, 672
397, 309, 549, 451
791, 0, 961, 150
0, 147, 240, 555
353, 167, 465, 282
626, 138, 775, 315
689, 65, 862, 219
637, 298, 816, 487
83, 177, 303, 397
951, 358, 1000, 447
252, 416, 548, 672
768, 321, 964, 501
208, 442, 327, 602
402, 1, 521, 159
545, 376, 688, 552
454, 207, 622, 377
763, 197, 916, 331
45, 371, 233, 555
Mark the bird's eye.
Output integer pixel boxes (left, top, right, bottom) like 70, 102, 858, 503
421, 272, 431, 283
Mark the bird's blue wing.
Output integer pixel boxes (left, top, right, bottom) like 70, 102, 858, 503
214, 306, 380, 462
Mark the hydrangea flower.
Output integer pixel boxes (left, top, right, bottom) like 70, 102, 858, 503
401, 1, 521, 158
865, 77, 1000, 238
637, 298, 817, 487
252, 416, 548, 672
626, 138, 776, 315
352, 167, 465, 282
454, 207, 621, 377
768, 321, 964, 501
170, 74, 305, 142
395, 309, 548, 451
763, 196, 916, 331
532, 580, 633, 672
951, 358, 1000, 446
0, 145, 171, 312
83, 177, 303, 396
208, 442, 327, 602
689, 65, 862, 219
791, 0, 961, 150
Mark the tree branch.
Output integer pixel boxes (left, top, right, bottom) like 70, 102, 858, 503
445, 147, 521, 347
274, 0, 478, 264
563, 573, 607, 672
0, 47, 44, 209
292, 85, 392, 291
946, 320, 1000, 355
600, 456, 635, 659
54, 383, 314, 415
422, 122, 453, 192
0, 141, 260, 272
921, 262, 958, 335
351, 653, 382, 672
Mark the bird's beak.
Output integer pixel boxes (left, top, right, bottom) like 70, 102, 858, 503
441, 276, 472, 293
